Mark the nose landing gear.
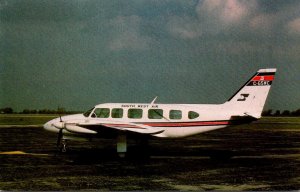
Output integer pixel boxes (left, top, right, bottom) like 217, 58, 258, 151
57, 138, 68, 153
59, 139, 67, 153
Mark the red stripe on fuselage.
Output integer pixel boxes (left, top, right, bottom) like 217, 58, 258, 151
103, 120, 242, 129
143, 121, 229, 127
103, 124, 145, 129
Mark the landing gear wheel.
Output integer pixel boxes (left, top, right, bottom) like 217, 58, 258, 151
59, 139, 67, 153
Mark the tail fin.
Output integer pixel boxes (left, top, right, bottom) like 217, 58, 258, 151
224, 68, 277, 119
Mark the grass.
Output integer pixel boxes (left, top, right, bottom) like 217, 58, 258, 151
0, 114, 59, 125
259, 116, 300, 123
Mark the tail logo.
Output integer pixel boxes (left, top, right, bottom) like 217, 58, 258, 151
237, 94, 249, 101
227, 68, 276, 102
247, 72, 275, 86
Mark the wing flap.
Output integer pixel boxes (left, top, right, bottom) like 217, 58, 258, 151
100, 122, 165, 135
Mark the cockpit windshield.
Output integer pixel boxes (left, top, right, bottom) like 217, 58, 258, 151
83, 107, 94, 117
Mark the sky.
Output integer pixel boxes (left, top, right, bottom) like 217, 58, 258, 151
0, 0, 299, 112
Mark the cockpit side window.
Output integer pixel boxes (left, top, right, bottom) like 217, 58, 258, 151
93, 108, 110, 118
83, 107, 94, 117
112, 108, 123, 118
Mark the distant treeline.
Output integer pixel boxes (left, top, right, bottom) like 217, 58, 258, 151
1, 107, 300, 116
261, 109, 300, 116
0, 107, 82, 114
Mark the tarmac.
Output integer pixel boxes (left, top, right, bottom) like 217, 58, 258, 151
0, 122, 300, 190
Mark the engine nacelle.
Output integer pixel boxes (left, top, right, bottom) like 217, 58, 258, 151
65, 125, 97, 134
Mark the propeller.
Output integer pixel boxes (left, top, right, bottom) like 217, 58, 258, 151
57, 129, 63, 147
53, 114, 65, 129
55, 114, 64, 148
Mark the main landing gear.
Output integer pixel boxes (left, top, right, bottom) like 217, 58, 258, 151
117, 133, 127, 158
116, 133, 150, 158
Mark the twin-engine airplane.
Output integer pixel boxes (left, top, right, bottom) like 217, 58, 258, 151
44, 68, 276, 156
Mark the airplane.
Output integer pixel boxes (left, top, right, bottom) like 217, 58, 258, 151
44, 68, 277, 157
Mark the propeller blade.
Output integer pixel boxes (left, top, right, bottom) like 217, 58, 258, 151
53, 122, 64, 129
57, 129, 63, 147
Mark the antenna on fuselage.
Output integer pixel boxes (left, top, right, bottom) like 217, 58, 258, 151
150, 96, 158, 106
149, 96, 170, 122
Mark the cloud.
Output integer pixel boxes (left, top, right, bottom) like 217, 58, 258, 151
2, 0, 300, 111
167, 16, 202, 39
249, 13, 276, 34
108, 15, 153, 51
287, 17, 300, 35
167, 0, 300, 41
168, 0, 258, 39
197, 0, 257, 25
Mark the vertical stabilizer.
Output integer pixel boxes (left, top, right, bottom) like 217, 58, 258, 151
224, 68, 277, 118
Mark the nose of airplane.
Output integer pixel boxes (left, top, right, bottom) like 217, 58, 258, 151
43, 118, 59, 133
43, 114, 84, 133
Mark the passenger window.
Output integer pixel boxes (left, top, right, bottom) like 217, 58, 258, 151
112, 108, 123, 118
188, 111, 199, 119
94, 108, 110, 118
148, 109, 163, 119
128, 109, 143, 119
169, 110, 182, 119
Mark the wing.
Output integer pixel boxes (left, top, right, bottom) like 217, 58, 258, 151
77, 120, 164, 135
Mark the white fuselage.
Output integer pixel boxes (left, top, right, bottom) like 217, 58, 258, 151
44, 102, 242, 138
43, 68, 276, 154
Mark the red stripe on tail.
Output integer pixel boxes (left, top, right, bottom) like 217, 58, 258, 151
252, 75, 274, 81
